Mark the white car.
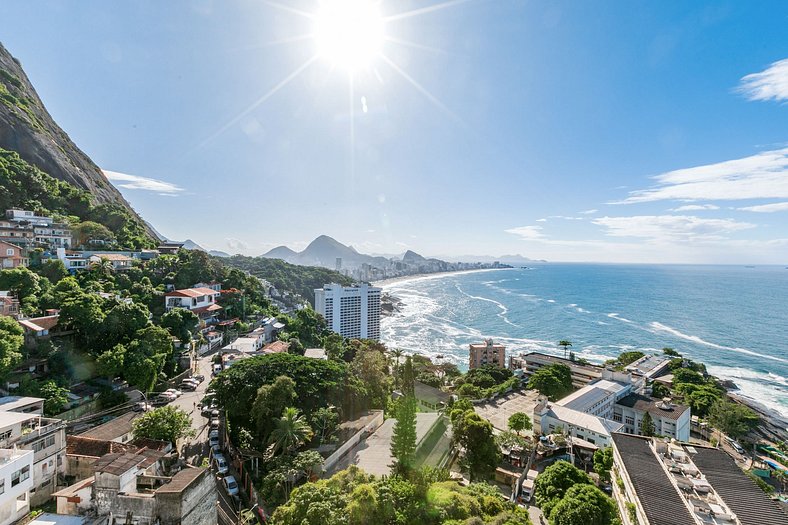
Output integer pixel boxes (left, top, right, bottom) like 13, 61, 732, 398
213, 454, 229, 475
164, 388, 182, 398
223, 475, 239, 496
209, 430, 220, 449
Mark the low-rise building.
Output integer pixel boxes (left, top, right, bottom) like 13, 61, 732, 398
225, 328, 265, 354
164, 288, 222, 324
5, 209, 52, 225
34, 224, 71, 249
0, 408, 66, 506
18, 314, 61, 349
510, 352, 605, 388
0, 292, 19, 317
0, 220, 35, 249
469, 339, 506, 369
78, 412, 138, 444
611, 433, 788, 525
0, 396, 45, 415
89, 253, 133, 271
413, 381, 451, 412
0, 241, 27, 268
304, 348, 328, 360
0, 447, 34, 525
613, 393, 691, 442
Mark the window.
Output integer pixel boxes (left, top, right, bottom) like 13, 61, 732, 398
46, 435, 55, 447
11, 465, 30, 486
0, 479, 4, 495
0, 430, 12, 441
6, 249, 12, 256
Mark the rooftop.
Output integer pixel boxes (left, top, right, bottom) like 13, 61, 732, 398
263, 341, 290, 354
155, 467, 207, 494
548, 404, 624, 436
79, 412, 137, 441
414, 380, 451, 405
616, 393, 690, 421
165, 287, 221, 298
66, 435, 138, 458
556, 379, 629, 412
304, 348, 327, 359
18, 315, 59, 332
0, 396, 44, 412
92, 452, 147, 476
612, 433, 694, 525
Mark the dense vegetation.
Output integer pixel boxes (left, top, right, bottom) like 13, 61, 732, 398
534, 461, 620, 525
0, 148, 154, 249
271, 466, 533, 525
222, 255, 354, 304
527, 363, 573, 400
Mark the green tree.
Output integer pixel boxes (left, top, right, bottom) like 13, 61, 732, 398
38, 380, 70, 416
0, 267, 42, 313
96, 344, 127, 379
558, 340, 572, 359
132, 405, 195, 443
268, 407, 314, 457
259, 450, 324, 506
533, 460, 592, 516
270, 477, 349, 525
0, 316, 24, 378
311, 406, 339, 445
592, 447, 613, 483
72, 221, 116, 247
160, 307, 199, 344
323, 333, 346, 361
351, 344, 391, 409
453, 410, 499, 481
253, 375, 297, 440
58, 290, 106, 345
528, 363, 573, 400
708, 398, 759, 439
99, 301, 151, 350
36, 259, 68, 283
507, 412, 532, 435
402, 355, 415, 397
662, 347, 681, 357
640, 411, 656, 437
390, 395, 417, 475
615, 351, 644, 367
548, 484, 618, 525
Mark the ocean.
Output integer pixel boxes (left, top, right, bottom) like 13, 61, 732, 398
379, 264, 788, 422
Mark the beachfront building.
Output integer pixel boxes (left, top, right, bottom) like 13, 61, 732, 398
510, 352, 605, 388
314, 283, 381, 340
611, 433, 788, 525
469, 339, 506, 369
534, 372, 691, 446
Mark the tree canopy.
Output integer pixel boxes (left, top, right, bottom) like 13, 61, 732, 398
528, 363, 573, 401
132, 406, 195, 443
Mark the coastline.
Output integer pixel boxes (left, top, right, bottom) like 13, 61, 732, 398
372, 267, 515, 288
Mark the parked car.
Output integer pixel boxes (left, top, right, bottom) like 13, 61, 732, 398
193, 374, 205, 383
152, 396, 170, 407
209, 430, 220, 449
213, 454, 229, 475
179, 381, 197, 392
133, 401, 151, 412
182, 377, 200, 386
210, 418, 220, 430
211, 409, 220, 419
212, 364, 223, 376
164, 388, 182, 398
223, 475, 239, 496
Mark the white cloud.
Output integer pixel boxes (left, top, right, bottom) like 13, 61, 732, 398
737, 58, 788, 102
535, 218, 547, 222
670, 204, 719, 211
618, 147, 788, 203
226, 238, 248, 251
737, 201, 788, 213
103, 170, 184, 195
592, 215, 755, 242
505, 225, 545, 240
548, 215, 585, 220
579, 209, 598, 215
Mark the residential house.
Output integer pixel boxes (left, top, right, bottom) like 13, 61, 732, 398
0, 241, 27, 268
5, 209, 52, 225
59, 453, 217, 525
0, 409, 67, 506
65, 436, 169, 485
164, 288, 222, 325
156, 242, 184, 255
0, 292, 19, 317
18, 313, 61, 349
78, 412, 138, 444
224, 328, 265, 354
262, 341, 290, 354
55, 249, 89, 273
0, 220, 35, 249
0, 397, 45, 415
0, 448, 34, 525
192, 281, 222, 292
413, 380, 451, 412
34, 224, 72, 249
261, 316, 286, 343
88, 253, 133, 271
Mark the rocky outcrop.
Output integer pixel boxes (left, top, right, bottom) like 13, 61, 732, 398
0, 42, 152, 235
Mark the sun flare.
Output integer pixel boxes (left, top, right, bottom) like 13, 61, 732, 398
313, 0, 384, 71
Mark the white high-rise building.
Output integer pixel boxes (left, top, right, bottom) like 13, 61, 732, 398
314, 283, 381, 340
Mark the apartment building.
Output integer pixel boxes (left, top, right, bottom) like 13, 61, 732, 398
0, 409, 66, 506
314, 283, 381, 340
0, 448, 34, 525
469, 339, 506, 369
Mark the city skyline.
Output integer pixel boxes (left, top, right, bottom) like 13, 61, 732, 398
2, 1, 787, 263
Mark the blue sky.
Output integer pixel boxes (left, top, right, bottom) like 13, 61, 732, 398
3, 0, 788, 263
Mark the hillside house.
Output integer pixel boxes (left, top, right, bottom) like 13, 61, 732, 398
0, 241, 27, 268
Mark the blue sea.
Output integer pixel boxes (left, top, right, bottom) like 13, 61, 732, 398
380, 264, 788, 422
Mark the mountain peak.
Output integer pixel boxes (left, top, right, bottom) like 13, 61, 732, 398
402, 250, 426, 263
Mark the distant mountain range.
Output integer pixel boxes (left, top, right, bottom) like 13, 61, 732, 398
261, 235, 538, 269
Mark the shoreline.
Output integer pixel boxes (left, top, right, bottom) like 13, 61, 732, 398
372, 267, 515, 288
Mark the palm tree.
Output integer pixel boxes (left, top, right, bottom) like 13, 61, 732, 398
267, 407, 314, 457
558, 340, 573, 359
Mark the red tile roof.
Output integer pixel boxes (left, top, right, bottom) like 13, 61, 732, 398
165, 287, 221, 298
263, 341, 290, 354
67, 435, 138, 458
192, 303, 223, 314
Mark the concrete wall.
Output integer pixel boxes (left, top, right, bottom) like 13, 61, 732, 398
157, 470, 217, 525
323, 410, 384, 473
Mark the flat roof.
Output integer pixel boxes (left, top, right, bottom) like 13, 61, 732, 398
156, 467, 206, 494
0, 396, 44, 411
548, 405, 623, 436
616, 393, 690, 421
27, 513, 87, 525
304, 348, 327, 359
414, 380, 451, 404
612, 433, 694, 525
556, 379, 628, 411
690, 446, 788, 525
92, 452, 147, 475
0, 411, 38, 427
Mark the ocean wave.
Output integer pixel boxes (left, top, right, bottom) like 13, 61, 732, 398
607, 313, 634, 323
454, 284, 521, 328
707, 365, 788, 421
648, 322, 788, 365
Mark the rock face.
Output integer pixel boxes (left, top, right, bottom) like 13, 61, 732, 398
0, 42, 151, 232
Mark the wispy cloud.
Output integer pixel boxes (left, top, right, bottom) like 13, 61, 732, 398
535, 218, 547, 223
592, 215, 755, 242
737, 201, 788, 213
103, 170, 184, 195
736, 58, 788, 103
670, 204, 719, 211
579, 209, 598, 215
505, 225, 545, 240
617, 147, 788, 203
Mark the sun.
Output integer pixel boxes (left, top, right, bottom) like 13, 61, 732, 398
313, 0, 384, 71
